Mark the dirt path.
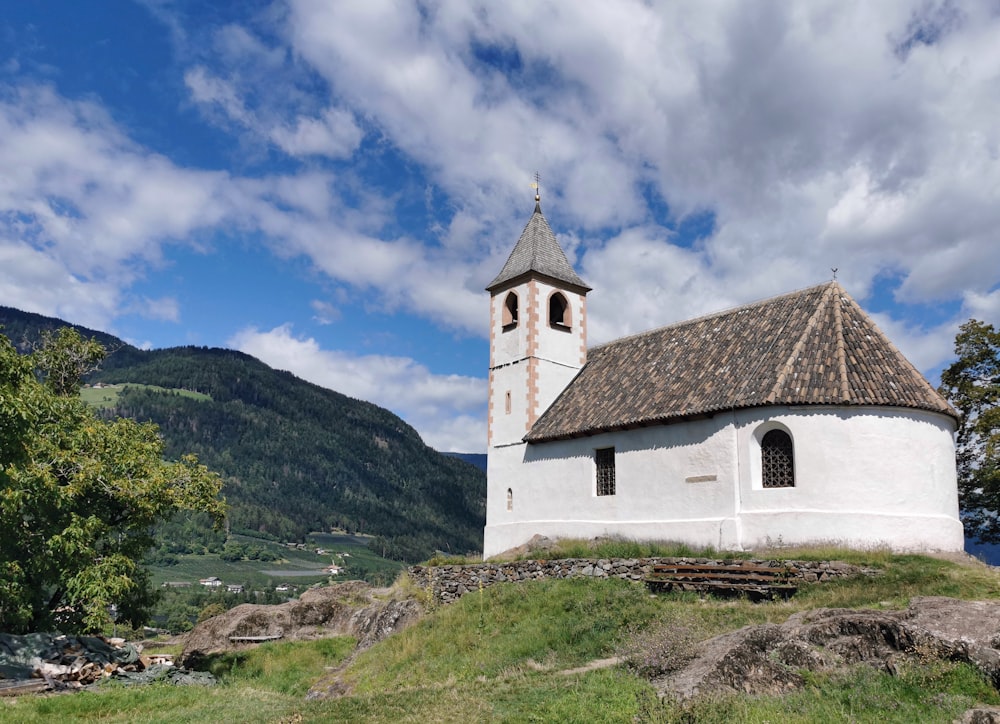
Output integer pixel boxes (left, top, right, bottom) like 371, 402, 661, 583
557, 656, 622, 676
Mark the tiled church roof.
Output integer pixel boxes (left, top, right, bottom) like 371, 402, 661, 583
526, 282, 957, 442
486, 201, 591, 292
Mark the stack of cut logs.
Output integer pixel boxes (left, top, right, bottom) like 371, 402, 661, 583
0, 633, 173, 695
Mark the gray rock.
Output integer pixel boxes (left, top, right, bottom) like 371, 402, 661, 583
654, 597, 1000, 701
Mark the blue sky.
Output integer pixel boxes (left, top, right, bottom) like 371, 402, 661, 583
1, 1, 999, 453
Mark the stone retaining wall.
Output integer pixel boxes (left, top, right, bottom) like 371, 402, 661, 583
407, 557, 861, 604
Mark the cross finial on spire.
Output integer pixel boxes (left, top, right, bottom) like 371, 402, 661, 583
530, 172, 541, 210
831, 267, 838, 281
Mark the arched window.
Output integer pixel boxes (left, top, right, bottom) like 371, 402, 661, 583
549, 292, 570, 328
502, 292, 518, 328
506, 488, 513, 512
761, 429, 794, 488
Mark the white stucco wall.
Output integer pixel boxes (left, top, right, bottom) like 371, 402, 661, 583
528, 284, 585, 367
489, 361, 529, 447
483, 406, 963, 558
733, 406, 962, 551
494, 291, 527, 362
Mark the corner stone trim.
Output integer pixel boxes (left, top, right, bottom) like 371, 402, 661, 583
408, 557, 861, 604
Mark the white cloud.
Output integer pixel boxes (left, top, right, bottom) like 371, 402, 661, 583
6, 1, 1000, 448
184, 66, 253, 127
0, 84, 232, 328
0, 81, 476, 338
183, 20, 365, 162
310, 299, 340, 325
146, 1, 1000, 393
228, 324, 487, 452
963, 288, 1000, 328
186, 64, 363, 159
868, 311, 961, 382
580, 226, 720, 345
278, 0, 1000, 370
269, 107, 362, 159
127, 296, 181, 323
0, 237, 117, 329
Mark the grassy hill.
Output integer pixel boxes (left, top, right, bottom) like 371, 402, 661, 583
8, 545, 1000, 722
0, 306, 486, 562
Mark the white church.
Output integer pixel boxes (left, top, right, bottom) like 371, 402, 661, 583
483, 196, 964, 559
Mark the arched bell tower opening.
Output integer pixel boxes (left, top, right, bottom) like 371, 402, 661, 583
502, 291, 519, 328
549, 291, 570, 329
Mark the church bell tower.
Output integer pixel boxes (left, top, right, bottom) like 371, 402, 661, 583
486, 192, 590, 450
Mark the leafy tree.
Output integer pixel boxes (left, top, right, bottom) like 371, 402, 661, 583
0, 328, 225, 633
196, 602, 227, 624
33, 328, 106, 395
940, 319, 1000, 542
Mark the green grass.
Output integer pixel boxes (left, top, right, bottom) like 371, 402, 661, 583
500, 536, 750, 562
80, 383, 211, 409
669, 660, 1000, 723
4, 638, 354, 723
347, 577, 666, 692
205, 638, 356, 696
7, 550, 1000, 723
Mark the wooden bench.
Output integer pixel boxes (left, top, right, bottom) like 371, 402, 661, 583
645, 562, 798, 602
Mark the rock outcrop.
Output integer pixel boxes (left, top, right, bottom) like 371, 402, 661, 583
656, 597, 1000, 700
180, 581, 421, 667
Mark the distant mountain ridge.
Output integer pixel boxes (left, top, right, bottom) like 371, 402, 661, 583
0, 307, 485, 561
0, 305, 142, 359
444, 453, 486, 472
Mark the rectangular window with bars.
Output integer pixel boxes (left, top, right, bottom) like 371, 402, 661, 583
595, 447, 616, 496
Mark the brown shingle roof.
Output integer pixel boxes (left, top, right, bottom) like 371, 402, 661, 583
525, 282, 957, 442
486, 201, 591, 293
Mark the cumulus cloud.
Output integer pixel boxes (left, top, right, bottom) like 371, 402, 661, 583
868, 311, 962, 382
269, 107, 362, 158
0, 84, 229, 327
5, 1, 1000, 451
0, 80, 479, 338
228, 324, 487, 452
184, 66, 254, 127
280, 0, 1000, 360
0, 237, 118, 329
186, 65, 363, 159
183, 18, 365, 163
963, 288, 1000, 328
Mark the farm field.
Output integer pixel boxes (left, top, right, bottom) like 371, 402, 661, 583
148, 532, 404, 590
81, 383, 211, 409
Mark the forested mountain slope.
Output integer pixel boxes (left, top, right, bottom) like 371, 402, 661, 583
0, 307, 485, 561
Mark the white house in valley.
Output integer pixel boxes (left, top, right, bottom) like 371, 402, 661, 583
483, 196, 964, 559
